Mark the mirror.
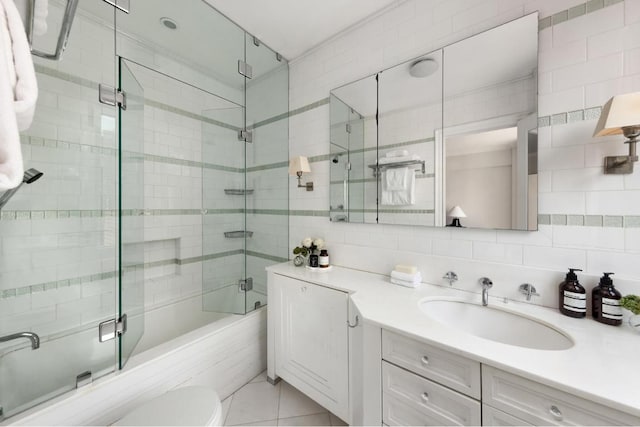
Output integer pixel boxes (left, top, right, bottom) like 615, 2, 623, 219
441, 13, 538, 230
378, 49, 442, 226
330, 75, 377, 223
329, 12, 538, 230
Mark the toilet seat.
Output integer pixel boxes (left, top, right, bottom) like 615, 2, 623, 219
113, 386, 222, 426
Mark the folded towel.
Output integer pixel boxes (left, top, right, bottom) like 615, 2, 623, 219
381, 168, 415, 206
391, 270, 422, 283
391, 278, 420, 288
385, 149, 409, 158
0, 0, 38, 191
385, 167, 408, 191
378, 154, 420, 165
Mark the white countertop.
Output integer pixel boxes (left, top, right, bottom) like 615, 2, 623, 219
267, 262, 640, 417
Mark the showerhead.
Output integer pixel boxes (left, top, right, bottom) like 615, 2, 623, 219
23, 168, 43, 184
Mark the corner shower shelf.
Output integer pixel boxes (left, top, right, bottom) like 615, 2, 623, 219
224, 189, 254, 196
368, 159, 426, 177
224, 231, 254, 238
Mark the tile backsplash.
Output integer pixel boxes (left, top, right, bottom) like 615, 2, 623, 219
288, 0, 640, 306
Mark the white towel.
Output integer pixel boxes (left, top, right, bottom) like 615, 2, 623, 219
385, 167, 408, 191
385, 149, 409, 158
0, 0, 38, 191
381, 168, 415, 206
33, 0, 48, 36
391, 270, 422, 283
378, 154, 420, 165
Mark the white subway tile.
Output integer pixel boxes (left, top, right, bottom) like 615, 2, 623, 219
586, 250, 640, 280
586, 190, 640, 215
552, 52, 624, 92
538, 146, 585, 171
552, 167, 624, 192
473, 241, 523, 264
539, 86, 584, 116
553, 226, 625, 251
539, 192, 586, 214
523, 246, 586, 271
552, 3, 624, 46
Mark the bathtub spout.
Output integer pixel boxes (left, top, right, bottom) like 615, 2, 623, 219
0, 331, 40, 349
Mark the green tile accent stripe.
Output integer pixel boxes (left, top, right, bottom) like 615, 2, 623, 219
539, 106, 601, 128
145, 99, 241, 132
290, 210, 331, 217
538, 0, 621, 30
0, 248, 284, 300
246, 250, 289, 263
34, 64, 100, 89
538, 214, 640, 228
1, 208, 295, 221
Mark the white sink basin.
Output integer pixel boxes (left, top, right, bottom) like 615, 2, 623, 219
419, 298, 573, 351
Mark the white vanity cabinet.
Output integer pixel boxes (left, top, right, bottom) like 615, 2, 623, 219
381, 330, 482, 426
267, 272, 352, 423
378, 330, 640, 426
482, 366, 640, 426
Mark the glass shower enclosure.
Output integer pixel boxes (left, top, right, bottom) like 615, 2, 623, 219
0, 0, 288, 420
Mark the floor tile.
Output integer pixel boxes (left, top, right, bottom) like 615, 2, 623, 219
329, 412, 348, 426
277, 412, 331, 426
243, 420, 278, 426
225, 381, 281, 426
278, 382, 327, 419
250, 370, 268, 384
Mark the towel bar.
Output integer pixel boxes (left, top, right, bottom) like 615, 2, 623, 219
224, 231, 253, 238
224, 189, 254, 195
368, 159, 426, 177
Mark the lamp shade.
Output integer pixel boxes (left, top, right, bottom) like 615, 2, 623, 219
448, 205, 467, 218
288, 156, 311, 176
593, 92, 640, 137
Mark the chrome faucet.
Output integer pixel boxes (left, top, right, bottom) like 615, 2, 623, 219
443, 271, 458, 286
519, 283, 539, 301
479, 277, 493, 306
0, 332, 40, 349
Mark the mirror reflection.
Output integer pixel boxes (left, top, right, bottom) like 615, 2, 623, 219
441, 12, 538, 230
330, 75, 377, 223
328, 12, 538, 230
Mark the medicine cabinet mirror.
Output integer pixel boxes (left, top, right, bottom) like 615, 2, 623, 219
329, 12, 539, 230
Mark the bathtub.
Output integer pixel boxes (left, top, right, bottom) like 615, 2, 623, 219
3, 300, 266, 426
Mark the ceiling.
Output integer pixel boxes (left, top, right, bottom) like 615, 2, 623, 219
204, 0, 399, 60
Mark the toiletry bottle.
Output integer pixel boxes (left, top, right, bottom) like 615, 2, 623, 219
309, 253, 319, 268
559, 268, 586, 318
319, 249, 329, 268
592, 272, 622, 326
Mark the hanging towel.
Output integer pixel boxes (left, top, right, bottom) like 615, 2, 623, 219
0, 0, 38, 191
381, 167, 415, 206
33, 0, 48, 36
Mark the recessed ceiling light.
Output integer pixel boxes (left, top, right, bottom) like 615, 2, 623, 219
160, 17, 178, 30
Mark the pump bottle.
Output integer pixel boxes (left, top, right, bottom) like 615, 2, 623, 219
592, 272, 622, 326
558, 268, 586, 318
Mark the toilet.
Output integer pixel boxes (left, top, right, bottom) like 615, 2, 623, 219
114, 386, 222, 426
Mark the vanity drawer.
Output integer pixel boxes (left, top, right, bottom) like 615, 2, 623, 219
482, 366, 640, 426
482, 404, 533, 426
382, 330, 481, 399
382, 361, 481, 426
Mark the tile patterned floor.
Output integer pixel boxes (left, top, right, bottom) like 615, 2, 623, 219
222, 371, 348, 426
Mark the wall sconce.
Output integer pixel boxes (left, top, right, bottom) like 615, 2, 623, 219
593, 92, 640, 174
447, 205, 466, 227
289, 156, 313, 191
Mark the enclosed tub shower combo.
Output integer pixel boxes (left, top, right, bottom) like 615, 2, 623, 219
0, 0, 288, 423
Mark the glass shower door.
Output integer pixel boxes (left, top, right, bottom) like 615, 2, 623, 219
118, 58, 145, 368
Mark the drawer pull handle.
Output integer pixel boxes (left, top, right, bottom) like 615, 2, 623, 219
421, 356, 429, 365
421, 392, 429, 402
549, 405, 563, 421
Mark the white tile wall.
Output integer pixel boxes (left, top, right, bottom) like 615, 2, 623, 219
288, 0, 640, 307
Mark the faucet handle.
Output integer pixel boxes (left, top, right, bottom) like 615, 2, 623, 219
443, 271, 458, 285
519, 283, 539, 301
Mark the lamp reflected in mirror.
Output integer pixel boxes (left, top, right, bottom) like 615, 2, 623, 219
593, 92, 640, 174
289, 156, 314, 191
447, 205, 466, 227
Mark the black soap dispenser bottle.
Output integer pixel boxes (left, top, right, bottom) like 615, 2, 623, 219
559, 268, 586, 318
592, 272, 622, 326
